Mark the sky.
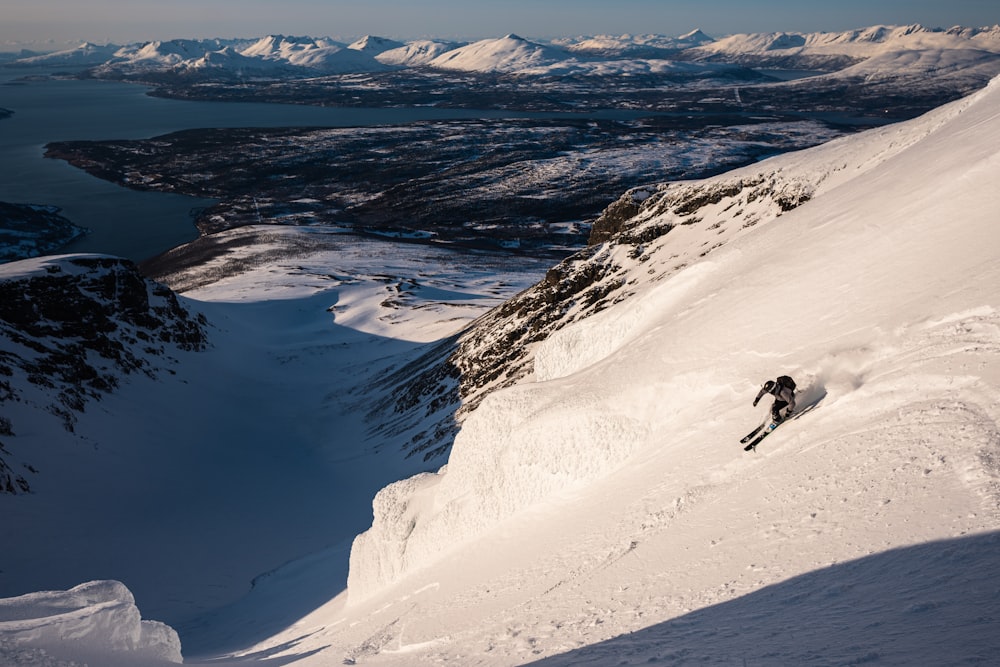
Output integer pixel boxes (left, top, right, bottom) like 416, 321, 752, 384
2, 0, 997, 51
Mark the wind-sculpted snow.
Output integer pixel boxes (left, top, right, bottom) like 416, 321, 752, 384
345, 76, 1000, 608
349, 377, 655, 602
0, 580, 182, 664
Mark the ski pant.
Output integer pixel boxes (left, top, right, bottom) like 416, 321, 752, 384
771, 400, 790, 422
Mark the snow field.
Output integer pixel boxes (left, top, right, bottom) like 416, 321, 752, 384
323, 76, 1000, 664
0, 234, 551, 661
305, 303, 1000, 665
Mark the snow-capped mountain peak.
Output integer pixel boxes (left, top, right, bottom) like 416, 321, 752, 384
427, 33, 570, 72
679, 28, 712, 42
11, 24, 1000, 79
348, 35, 405, 54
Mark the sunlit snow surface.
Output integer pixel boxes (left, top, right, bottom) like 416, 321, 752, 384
2, 75, 1000, 666
311, 77, 998, 664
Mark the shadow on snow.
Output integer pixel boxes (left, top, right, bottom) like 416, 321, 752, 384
525, 531, 1000, 666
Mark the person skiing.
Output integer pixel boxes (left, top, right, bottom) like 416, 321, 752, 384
753, 375, 797, 424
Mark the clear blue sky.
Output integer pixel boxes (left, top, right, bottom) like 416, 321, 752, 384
3, 0, 997, 50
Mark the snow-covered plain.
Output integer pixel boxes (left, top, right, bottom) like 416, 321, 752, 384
3, 70, 1000, 667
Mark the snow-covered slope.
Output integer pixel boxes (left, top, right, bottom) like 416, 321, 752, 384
375, 39, 466, 67
687, 23, 1000, 72
0, 232, 551, 663
8, 41, 124, 67
554, 30, 714, 57
0, 255, 207, 493
426, 34, 572, 73
348, 35, 406, 55
295, 76, 999, 664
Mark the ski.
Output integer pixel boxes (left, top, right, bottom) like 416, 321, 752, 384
744, 421, 780, 451
740, 423, 766, 444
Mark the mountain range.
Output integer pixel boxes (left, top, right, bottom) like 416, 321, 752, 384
8, 24, 1000, 77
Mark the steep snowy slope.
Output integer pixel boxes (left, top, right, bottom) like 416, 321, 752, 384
0, 232, 551, 665
426, 34, 571, 73
0, 255, 207, 494
251, 77, 1000, 665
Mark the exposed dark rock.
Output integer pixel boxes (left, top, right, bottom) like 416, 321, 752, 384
588, 191, 645, 245
371, 163, 823, 460
0, 202, 88, 262
0, 255, 208, 493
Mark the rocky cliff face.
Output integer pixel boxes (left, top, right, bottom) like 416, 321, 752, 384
0, 255, 208, 494
370, 163, 819, 460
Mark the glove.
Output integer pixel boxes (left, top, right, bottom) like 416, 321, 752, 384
752, 398, 759, 407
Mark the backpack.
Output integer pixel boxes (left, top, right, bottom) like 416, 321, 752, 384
776, 375, 796, 391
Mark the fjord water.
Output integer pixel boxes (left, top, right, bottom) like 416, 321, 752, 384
0, 69, 524, 262
0, 67, 866, 263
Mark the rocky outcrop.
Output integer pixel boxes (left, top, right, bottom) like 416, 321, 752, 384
373, 167, 818, 460
0, 255, 208, 493
0, 202, 87, 262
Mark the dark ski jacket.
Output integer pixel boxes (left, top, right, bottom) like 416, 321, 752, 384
754, 378, 796, 412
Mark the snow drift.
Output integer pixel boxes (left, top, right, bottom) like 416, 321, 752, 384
0, 580, 182, 664
346, 74, 1000, 608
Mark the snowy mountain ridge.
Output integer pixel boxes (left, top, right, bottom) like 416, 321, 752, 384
9, 23, 1000, 77
687, 23, 1000, 72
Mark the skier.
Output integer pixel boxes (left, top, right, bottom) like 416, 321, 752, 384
753, 375, 797, 424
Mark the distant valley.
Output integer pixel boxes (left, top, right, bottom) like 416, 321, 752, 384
4, 25, 998, 270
